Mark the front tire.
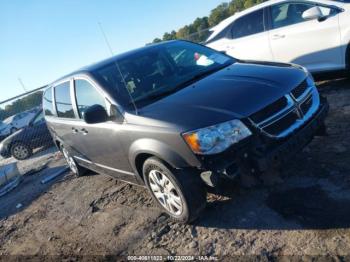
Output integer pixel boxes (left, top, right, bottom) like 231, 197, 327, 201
143, 157, 206, 223
11, 142, 32, 160
60, 145, 86, 177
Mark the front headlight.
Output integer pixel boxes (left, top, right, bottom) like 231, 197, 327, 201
182, 119, 252, 155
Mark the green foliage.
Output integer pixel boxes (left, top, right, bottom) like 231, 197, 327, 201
0, 91, 43, 120
152, 0, 267, 43
208, 3, 230, 27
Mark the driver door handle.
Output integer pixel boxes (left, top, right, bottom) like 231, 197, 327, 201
72, 127, 78, 134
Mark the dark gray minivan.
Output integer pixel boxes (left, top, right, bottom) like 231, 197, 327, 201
44, 40, 328, 223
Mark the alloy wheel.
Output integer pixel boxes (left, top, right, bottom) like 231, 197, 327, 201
148, 169, 183, 216
12, 144, 29, 159
62, 147, 78, 174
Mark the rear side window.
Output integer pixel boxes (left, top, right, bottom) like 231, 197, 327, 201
54, 82, 75, 118
43, 87, 54, 116
231, 9, 264, 39
74, 79, 106, 118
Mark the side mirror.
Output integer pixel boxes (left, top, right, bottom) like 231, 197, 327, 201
83, 104, 108, 124
302, 6, 323, 21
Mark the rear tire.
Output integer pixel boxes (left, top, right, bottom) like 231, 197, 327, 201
143, 157, 206, 223
11, 142, 32, 160
60, 145, 86, 177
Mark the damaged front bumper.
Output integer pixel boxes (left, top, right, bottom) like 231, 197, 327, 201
199, 96, 329, 186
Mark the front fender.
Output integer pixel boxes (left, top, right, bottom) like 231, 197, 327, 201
129, 138, 201, 177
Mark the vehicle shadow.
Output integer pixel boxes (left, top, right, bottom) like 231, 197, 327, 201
196, 176, 350, 230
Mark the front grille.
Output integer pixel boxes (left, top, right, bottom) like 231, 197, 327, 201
263, 111, 299, 136
250, 96, 288, 123
249, 83, 318, 138
300, 96, 312, 115
291, 79, 308, 99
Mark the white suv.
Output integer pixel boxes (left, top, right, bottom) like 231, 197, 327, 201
206, 0, 350, 73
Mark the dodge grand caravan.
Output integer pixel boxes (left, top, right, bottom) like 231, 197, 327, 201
43, 40, 328, 223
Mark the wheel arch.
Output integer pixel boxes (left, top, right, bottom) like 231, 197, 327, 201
129, 138, 198, 181
9, 140, 30, 150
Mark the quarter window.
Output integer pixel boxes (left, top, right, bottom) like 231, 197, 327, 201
43, 87, 54, 116
271, 3, 316, 29
231, 9, 264, 39
54, 82, 75, 118
74, 79, 106, 118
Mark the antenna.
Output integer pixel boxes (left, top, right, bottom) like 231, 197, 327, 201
17, 77, 27, 92
98, 22, 114, 56
97, 22, 138, 114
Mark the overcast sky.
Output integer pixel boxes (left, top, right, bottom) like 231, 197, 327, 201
0, 0, 224, 102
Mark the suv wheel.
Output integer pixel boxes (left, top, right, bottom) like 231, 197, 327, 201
11, 142, 32, 160
61, 145, 86, 176
143, 157, 206, 223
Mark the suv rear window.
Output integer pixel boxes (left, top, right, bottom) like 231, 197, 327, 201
54, 82, 75, 118
43, 87, 54, 116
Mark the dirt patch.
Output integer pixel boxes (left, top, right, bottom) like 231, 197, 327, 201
267, 186, 350, 229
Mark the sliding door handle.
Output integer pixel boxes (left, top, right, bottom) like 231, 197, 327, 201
81, 128, 88, 135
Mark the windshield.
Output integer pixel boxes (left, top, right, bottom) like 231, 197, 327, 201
92, 41, 235, 109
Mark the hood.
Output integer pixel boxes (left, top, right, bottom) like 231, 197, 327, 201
134, 61, 307, 130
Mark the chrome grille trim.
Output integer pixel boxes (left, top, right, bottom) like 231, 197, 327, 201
248, 85, 320, 138
292, 86, 314, 102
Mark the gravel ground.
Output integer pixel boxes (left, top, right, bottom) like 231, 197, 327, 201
0, 77, 350, 261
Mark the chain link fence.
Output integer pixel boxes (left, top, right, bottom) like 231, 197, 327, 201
0, 30, 214, 194
0, 87, 60, 192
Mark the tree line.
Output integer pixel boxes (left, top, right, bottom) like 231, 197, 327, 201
0, 91, 43, 121
152, 0, 267, 43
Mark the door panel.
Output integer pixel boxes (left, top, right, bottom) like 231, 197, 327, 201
268, 3, 342, 72
225, 32, 274, 61
72, 78, 135, 181
72, 121, 136, 181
